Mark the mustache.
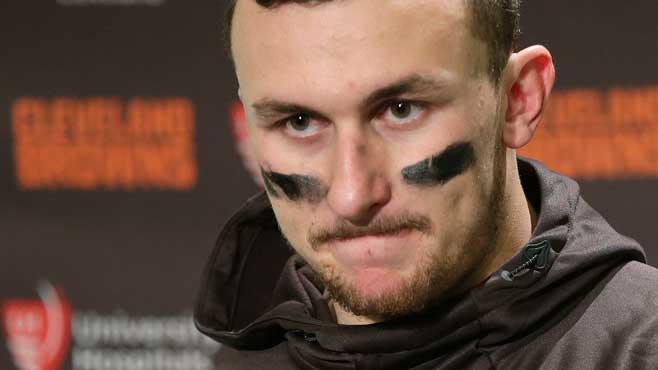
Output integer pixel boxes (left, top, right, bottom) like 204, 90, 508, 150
307, 214, 433, 250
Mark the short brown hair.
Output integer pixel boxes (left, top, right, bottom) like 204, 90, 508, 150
224, 0, 521, 83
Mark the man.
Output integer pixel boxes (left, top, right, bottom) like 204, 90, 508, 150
194, 0, 658, 369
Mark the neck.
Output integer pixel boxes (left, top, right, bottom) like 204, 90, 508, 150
476, 152, 537, 283
331, 303, 378, 325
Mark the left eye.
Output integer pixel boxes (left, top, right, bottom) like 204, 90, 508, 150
382, 101, 424, 126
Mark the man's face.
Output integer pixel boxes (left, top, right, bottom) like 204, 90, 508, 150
232, 0, 508, 319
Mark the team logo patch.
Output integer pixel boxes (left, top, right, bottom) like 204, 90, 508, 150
2, 282, 71, 370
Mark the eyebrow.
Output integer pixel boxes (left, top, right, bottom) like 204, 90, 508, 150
362, 74, 449, 110
250, 73, 450, 121
251, 101, 329, 122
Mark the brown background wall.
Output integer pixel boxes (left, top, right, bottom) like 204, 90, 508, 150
1, 1, 657, 369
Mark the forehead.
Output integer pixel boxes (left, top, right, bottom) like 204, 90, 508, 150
232, 0, 480, 103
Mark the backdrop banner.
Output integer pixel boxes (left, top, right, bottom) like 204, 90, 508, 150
2, 1, 657, 370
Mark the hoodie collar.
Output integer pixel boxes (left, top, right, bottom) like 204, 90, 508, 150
195, 157, 645, 369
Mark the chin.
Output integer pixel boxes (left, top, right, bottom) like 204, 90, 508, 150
350, 267, 409, 299
322, 263, 432, 319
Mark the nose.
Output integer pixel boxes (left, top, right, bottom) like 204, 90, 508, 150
326, 129, 391, 225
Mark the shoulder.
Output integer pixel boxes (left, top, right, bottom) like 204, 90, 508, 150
213, 343, 298, 370
589, 261, 658, 331
605, 261, 658, 306
541, 261, 658, 369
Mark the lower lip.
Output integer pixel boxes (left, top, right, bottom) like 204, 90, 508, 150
326, 229, 417, 268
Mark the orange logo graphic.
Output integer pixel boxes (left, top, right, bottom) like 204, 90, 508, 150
520, 85, 658, 180
2, 282, 72, 370
11, 97, 197, 190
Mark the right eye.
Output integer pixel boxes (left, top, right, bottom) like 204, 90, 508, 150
282, 114, 326, 139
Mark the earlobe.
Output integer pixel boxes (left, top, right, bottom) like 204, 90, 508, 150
502, 45, 556, 149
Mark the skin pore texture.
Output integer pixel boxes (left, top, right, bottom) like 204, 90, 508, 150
232, 0, 554, 325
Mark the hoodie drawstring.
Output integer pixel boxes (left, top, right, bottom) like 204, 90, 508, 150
501, 240, 552, 282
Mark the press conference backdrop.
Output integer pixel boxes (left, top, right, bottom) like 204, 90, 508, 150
1, 1, 657, 370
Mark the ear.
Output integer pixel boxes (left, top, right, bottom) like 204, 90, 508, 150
501, 45, 555, 149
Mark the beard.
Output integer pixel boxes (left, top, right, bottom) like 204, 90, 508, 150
310, 143, 507, 320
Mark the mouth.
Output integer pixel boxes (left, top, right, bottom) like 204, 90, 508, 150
325, 228, 418, 268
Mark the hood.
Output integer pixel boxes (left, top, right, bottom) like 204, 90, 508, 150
194, 158, 646, 369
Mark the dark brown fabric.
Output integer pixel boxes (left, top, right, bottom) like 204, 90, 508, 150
194, 158, 658, 369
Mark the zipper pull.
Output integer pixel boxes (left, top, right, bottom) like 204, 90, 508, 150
501, 240, 551, 282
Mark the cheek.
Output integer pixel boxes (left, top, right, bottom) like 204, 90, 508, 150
418, 172, 486, 243
249, 125, 289, 166
270, 200, 315, 253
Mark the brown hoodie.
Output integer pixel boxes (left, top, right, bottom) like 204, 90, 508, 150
195, 158, 658, 370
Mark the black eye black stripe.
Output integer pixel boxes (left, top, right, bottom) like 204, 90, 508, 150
402, 142, 476, 186
261, 168, 327, 203
260, 141, 474, 203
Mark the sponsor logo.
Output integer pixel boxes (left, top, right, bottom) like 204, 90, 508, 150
2, 282, 71, 370
11, 97, 197, 191
2, 284, 220, 370
70, 312, 218, 370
